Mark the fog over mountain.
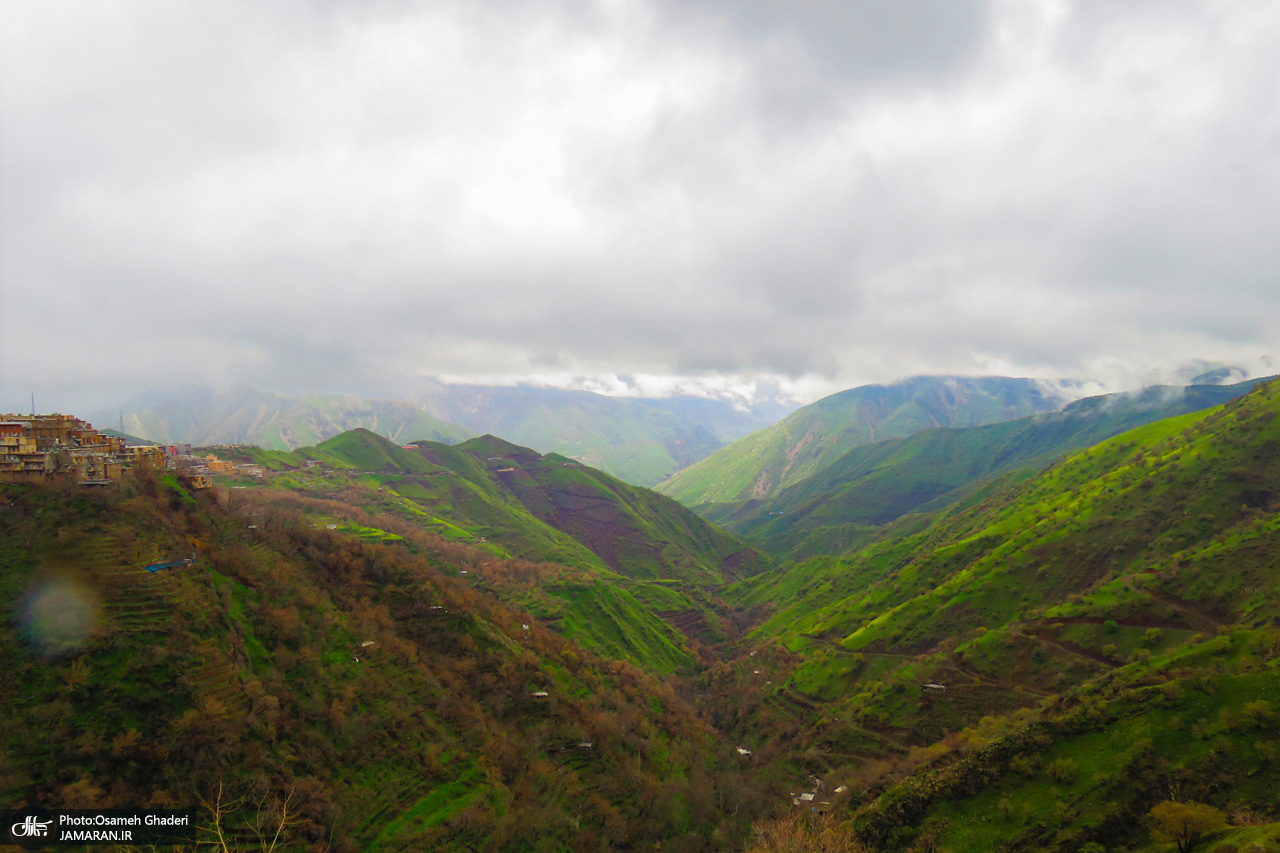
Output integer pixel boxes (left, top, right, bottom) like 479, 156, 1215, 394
2, 1, 1277, 412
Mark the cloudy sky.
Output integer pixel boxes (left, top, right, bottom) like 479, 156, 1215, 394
2, 0, 1278, 412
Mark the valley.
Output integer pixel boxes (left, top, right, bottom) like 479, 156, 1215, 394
3, 376, 1278, 852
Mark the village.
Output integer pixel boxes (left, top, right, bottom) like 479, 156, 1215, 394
0, 414, 264, 487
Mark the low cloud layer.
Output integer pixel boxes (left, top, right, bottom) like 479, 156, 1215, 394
2, 0, 1277, 412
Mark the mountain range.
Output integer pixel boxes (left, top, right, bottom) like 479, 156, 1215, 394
11, 369, 1278, 851
102, 383, 794, 487
105, 386, 470, 450
711, 377, 1280, 851
656, 375, 1079, 507
703, 377, 1269, 559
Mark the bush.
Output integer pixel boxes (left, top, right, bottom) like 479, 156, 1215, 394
1045, 758, 1076, 784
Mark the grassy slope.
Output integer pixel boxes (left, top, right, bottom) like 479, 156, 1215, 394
446, 437, 773, 586
856, 634, 1280, 852
0, 478, 755, 851
216, 429, 772, 673
714, 378, 1266, 560
705, 380, 1279, 850
729, 382, 1279, 654
657, 376, 1068, 508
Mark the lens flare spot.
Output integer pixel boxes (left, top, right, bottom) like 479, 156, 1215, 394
18, 577, 100, 657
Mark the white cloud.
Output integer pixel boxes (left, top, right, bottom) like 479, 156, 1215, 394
1, 0, 1277, 413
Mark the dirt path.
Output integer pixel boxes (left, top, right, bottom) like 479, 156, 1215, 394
1017, 629, 1116, 668
945, 659, 1052, 697
1126, 577, 1222, 632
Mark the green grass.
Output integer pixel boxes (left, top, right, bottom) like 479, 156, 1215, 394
372, 768, 488, 848
659, 376, 1070, 507
701, 379, 1263, 560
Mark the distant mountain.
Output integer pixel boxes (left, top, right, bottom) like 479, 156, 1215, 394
104, 387, 471, 450
98, 428, 155, 446
105, 383, 793, 486
413, 383, 786, 486
710, 377, 1271, 558
657, 375, 1075, 507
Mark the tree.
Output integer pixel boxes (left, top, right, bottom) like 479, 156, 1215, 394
1150, 801, 1226, 853
1241, 700, 1273, 729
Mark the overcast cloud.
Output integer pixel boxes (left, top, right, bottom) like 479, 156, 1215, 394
2, 0, 1278, 412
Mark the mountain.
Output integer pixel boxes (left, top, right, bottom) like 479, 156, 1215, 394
98, 428, 156, 446
657, 375, 1076, 507
0, 475, 759, 851
14, 379, 1277, 852
709, 378, 1279, 850
412, 383, 785, 486
711, 377, 1269, 559
300, 429, 773, 586
215, 428, 772, 672
104, 387, 471, 450
107, 383, 795, 487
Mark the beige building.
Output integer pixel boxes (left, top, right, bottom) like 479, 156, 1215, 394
0, 414, 155, 485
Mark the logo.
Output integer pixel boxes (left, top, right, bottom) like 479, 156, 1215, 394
11, 816, 51, 837
5, 807, 57, 848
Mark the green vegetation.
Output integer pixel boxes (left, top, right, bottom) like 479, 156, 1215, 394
208, 428, 771, 674
0, 474, 763, 851
710, 378, 1280, 851
10, 377, 1279, 852
658, 375, 1068, 508
704, 378, 1265, 559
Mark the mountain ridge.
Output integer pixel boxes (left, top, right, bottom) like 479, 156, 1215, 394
709, 376, 1271, 559
657, 375, 1078, 507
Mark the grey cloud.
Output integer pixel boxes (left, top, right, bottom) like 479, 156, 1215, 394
2, 0, 1279, 414
662, 0, 994, 82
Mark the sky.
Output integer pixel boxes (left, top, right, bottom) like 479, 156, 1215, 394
2, 0, 1278, 413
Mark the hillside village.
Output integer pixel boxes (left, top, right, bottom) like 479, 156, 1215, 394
0, 414, 264, 488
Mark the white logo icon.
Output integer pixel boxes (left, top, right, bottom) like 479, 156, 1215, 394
11, 816, 52, 837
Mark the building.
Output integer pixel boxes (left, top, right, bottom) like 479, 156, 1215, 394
183, 473, 213, 490
0, 421, 53, 481
0, 414, 155, 485
204, 454, 236, 474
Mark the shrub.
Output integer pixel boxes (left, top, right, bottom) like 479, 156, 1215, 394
1046, 758, 1076, 784
1149, 801, 1227, 853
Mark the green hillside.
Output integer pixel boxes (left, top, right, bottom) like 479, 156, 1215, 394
438, 434, 773, 585
709, 379, 1280, 851
110, 387, 471, 451
658, 376, 1070, 507
855, 634, 1280, 852
307, 429, 773, 586
16, 380, 1278, 852
207, 429, 771, 674
0, 476, 762, 851
712, 378, 1267, 559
